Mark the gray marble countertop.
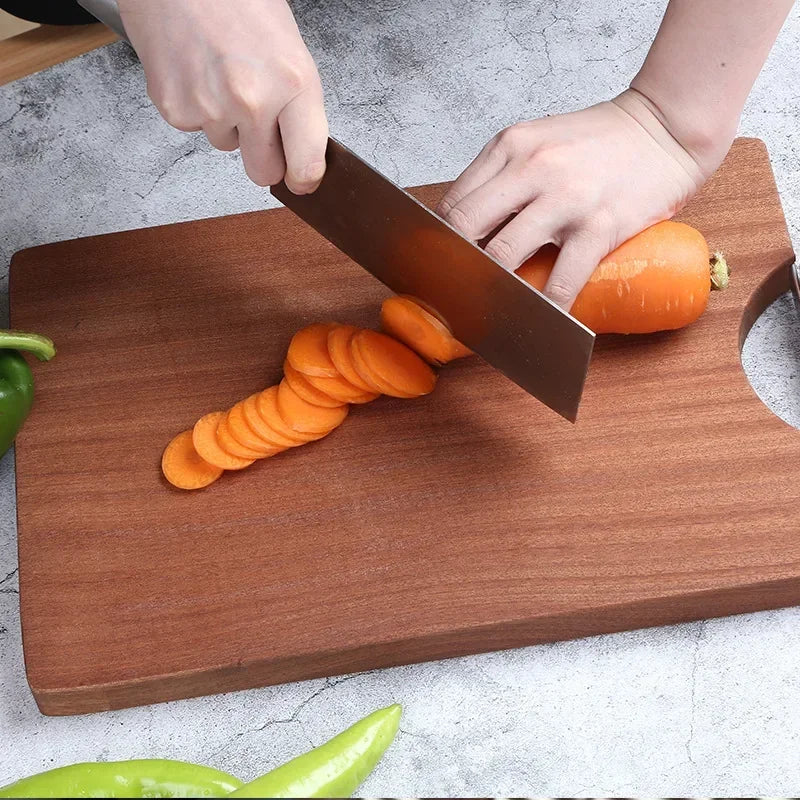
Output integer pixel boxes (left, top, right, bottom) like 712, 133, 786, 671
2, 1, 800, 795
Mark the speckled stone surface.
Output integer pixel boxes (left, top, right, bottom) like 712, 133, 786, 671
1, 1, 799, 795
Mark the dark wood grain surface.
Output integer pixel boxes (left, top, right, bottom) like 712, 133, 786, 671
10, 138, 799, 716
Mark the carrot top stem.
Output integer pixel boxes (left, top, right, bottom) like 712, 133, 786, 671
710, 252, 729, 291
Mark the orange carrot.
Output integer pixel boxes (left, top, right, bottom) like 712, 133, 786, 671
216, 413, 266, 460
256, 386, 330, 444
242, 393, 303, 449
327, 325, 377, 393
352, 330, 437, 398
305, 371, 380, 405
162, 430, 223, 490
227, 401, 286, 456
348, 336, 394, 395
515, 221, 727, 334
277, 378, 350, 434
193, 411, 254, 471
403, 298, 471, 360
287, 323, 339, 377
381, 295, 471, 365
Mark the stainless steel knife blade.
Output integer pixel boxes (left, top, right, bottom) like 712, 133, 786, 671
271, 138, 595, 421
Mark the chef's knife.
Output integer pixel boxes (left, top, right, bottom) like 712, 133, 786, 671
272, 138, 595, 421
74, 0, 595, 420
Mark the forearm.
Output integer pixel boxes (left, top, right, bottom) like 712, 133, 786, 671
629, 0, 794, 172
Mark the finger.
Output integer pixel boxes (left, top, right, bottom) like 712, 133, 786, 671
442, 168, 542, 243
544, 234, 609, 311
237, 117, 286, 187
483, 201, 566, 271
278, 84, 329, 194
436, 138, 508, 218
147, 84, 204, 133
203, 122, 240, 152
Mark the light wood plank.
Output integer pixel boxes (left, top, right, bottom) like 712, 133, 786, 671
0, 23, 116, 85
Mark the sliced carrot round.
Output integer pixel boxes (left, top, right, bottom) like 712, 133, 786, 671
327, 325, 376, 393
381, 296, 471, 365
217, 413, 266, 460
353, 330, 437, 398
256, 386, 330, 443
242, 393, 303, 449
347, 335, 388, 394
401, 295, 471, 355
277, 378, 349, 434
287, 323, 339, 377
283, 360, 346, 409
349, 334, 421, 398
162, 430, 223, 490
305, 371, 380, 404
193, 411, 254, 471
227, 401, 286, 457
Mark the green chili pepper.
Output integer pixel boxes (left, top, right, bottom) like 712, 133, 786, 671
0, 329, 56, 458
230, 703, 402, 798
0, 759, 242, 798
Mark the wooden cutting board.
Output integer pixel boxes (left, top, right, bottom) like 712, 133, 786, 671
10, 138, 800, 716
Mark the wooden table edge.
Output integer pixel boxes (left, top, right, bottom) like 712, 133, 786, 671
0, 23, 117, 86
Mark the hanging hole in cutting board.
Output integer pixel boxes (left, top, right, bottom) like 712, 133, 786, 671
741, 291, 800, 429
739, 259, 800, 429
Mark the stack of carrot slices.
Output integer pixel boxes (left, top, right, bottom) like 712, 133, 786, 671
162, 316, 446, 490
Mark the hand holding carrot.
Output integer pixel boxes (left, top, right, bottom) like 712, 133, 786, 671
439, 0, 794, 312
438, 92, 710, 311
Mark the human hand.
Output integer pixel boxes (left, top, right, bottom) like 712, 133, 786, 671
119, 0, 328, 193
437, 89, 727, 311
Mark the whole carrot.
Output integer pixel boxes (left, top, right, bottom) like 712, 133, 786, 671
516, 220, 728, 334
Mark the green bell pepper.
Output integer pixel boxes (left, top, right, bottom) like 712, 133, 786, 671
0, 329, 55, 458
0, 759, 242, 798
230, 703, 402, 798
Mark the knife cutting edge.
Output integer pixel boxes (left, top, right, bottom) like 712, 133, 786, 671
271, 138, 595, 422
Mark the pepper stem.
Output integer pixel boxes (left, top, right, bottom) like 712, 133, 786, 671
710, 251, 730, 290
0, 330, 56, 361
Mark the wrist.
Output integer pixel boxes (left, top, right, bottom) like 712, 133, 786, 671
620, 80, 735, 180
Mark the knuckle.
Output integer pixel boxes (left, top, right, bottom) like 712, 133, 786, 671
164, 112, 199, 131
581, 207, 614, 237
437, 193, 457, 217
277, 55, 314, 96
516, 153, 543, 181
245, 171, 270, 188
193, 92, 224, 125
228, 73, 264, 113
286, 160, 326, 194
208, 133, 238, 152
243, 160, 283, 187
528, 145, 568, 179
496, 122, 528, 153
444, 203, 478, 235
545, 278, 576, 307
153, 94, 200, 131
485, 235, 518, 266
